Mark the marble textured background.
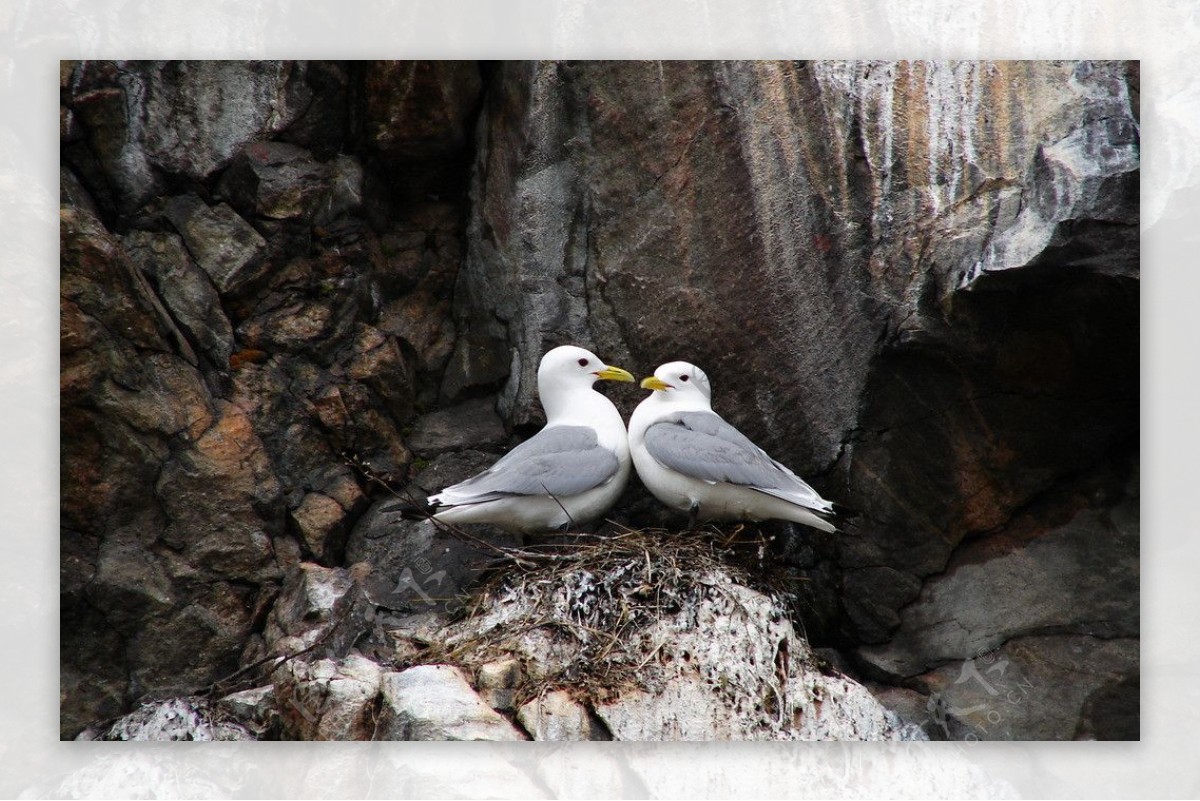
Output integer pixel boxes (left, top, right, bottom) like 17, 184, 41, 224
4, 0, 1198, 797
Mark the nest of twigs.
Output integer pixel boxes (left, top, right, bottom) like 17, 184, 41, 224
389, 522, 804, 709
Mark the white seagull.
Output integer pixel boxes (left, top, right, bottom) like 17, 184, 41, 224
628, 361, 837, 533
405, 345, 635, 532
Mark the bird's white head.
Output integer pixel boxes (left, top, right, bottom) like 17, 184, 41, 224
537, 345, 635, 416
640, 361, 713, 409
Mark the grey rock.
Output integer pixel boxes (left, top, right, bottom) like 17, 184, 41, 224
345, 450, 521, 614
274, 654, 384, 740
344, 513, 505, 616
517, 690, 611, 741
66, 78, 163, 215
262, 563, 372, 660
977, 114, 1139, 283
863, 684, 941, 740
375, 665, 527, 741
59, 166, 99, 215
164, 194, 268, 295
857, 492, 1140, 679
407, 397, 508, 456
410, 448, 503, 495
218, 141, 364, 223
374, 610, 454, 657
217, 685, 279, 738
438, 329, 513, 403
324, 155, 366, 224
122, 229, 235, 368
462, 61, 1138, 658
91, 697, 255, 741
465, 58, 1138, 454
912, 634, 1139, 741
141, 61, 310, 178
840, 567, 923, 645
66, 61, 310, 213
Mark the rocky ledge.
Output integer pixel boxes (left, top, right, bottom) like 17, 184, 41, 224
80, 534, 924, 742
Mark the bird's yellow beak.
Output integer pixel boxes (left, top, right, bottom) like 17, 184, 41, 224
595, 365, 636, 383
640, 376, 672, 391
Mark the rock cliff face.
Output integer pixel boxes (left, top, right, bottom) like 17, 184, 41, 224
60, 60, 1139, 740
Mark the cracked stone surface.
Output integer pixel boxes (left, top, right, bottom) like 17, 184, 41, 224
857, 488, 1139, 679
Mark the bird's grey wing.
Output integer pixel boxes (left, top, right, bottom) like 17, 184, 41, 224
643, 412, 832, 512
433, 425, 619, 505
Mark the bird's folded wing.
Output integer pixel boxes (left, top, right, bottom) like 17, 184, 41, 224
643, 412, 832, 512
433, 425, 620, 505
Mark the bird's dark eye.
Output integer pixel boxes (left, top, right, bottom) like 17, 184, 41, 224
680, 375, 689, 382
578, 358, 589, 367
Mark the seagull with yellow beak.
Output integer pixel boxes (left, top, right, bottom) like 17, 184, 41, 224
396, 345, 636, 532
628, 361, 837, 533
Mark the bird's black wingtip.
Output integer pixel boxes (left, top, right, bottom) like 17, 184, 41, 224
380, 498, 437, 521
830, 501, 860, 520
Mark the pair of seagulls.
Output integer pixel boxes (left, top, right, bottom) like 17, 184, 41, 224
410, 345, 837, 534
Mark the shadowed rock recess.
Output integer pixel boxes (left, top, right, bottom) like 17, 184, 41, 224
61, 60, 1138, 741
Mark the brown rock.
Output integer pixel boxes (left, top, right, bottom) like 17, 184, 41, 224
362, 61, 482, 163
156, 401, 284, 581
477, 658, 523, 711
380, 292, 456, 374
292, 491, 349, 562
346, 324, 417, 422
